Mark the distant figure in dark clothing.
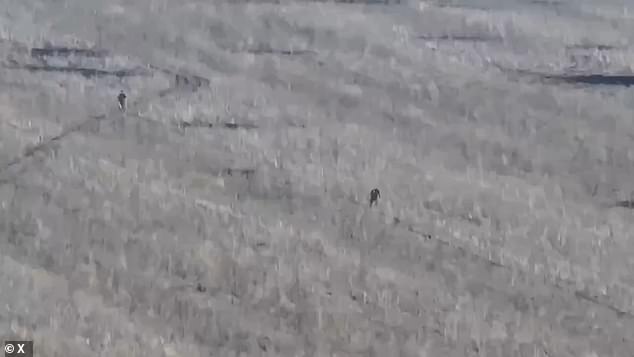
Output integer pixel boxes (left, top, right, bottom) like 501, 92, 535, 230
117, 90, 127, 112
369, 188, 381, 207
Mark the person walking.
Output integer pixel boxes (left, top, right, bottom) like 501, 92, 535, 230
117, 90, 127, 112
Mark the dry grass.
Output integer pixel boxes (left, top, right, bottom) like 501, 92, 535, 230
0, 0, 634, 356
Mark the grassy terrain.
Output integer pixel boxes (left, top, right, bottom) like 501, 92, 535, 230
1, 0, 634, 356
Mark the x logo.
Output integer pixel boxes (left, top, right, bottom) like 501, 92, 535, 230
16, 344, 24, 354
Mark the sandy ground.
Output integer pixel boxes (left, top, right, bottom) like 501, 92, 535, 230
1, 0, 634, 356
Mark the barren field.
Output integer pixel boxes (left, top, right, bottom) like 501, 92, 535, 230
1, 0, 634, 356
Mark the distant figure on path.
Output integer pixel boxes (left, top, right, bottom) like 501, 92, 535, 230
117, 90, 127, 112
369, 188, 381, 207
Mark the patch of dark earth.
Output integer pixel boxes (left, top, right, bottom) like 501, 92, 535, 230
491, 64, 634, 87
416, 34, 503, 43
177, 120, 258, 130
30, 47, 109, 58
5, 64, 151, 78
566, 44, 620, 51
238, 48, 317, 56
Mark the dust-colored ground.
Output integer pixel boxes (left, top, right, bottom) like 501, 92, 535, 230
1, 0, 634, 356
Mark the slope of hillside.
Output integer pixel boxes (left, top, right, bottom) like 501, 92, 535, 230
1, 0, 634, 356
